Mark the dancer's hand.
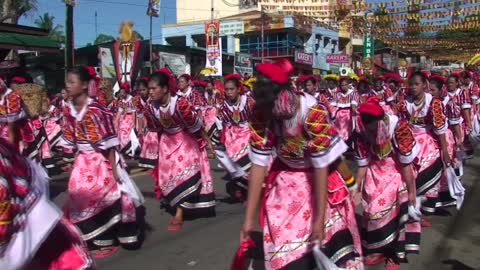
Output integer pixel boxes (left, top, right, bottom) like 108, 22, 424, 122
408, 192, 417, 207
312, 219, 325, 243
240, 219, 254, 242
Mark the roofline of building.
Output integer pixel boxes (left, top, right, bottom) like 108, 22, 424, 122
0, 23, 50, 36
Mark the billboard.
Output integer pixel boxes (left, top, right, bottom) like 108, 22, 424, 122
295, 50, 313, 66
158, 52, 187, 76
326, 54, 349, 64
99, 47, 116, 79
244, 14, 284, 32
234, 53, 253, 76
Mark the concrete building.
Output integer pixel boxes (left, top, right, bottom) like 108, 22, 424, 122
258, 0, 340, 22
161, 10, 340, 75
176, 0, 258, 23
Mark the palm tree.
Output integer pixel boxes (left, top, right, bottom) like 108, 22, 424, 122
0, 0, 37, 23
34, 13, 65, 44
94, 34, 115, 45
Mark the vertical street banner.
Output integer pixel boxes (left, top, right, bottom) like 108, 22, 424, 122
99, 47, 116, 79
147, 0, 160, 17
363, 33, 374, 58
234, 53, 253, 76
205, 20, 222, 76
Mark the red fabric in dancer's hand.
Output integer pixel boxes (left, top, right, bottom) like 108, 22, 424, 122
230, 239, 256, 270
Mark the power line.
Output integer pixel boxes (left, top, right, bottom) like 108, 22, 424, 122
82, 0, 247, 12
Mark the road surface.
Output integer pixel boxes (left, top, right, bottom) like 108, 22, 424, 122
49, 157, 480, 270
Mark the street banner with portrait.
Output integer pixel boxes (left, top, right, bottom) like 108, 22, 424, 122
205, 20, 222, 76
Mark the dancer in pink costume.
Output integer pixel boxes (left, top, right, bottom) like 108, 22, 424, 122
0, 139, 95, 270
149, 69, 215, 232
61, 66, 144, 258
213, 74, 255, 201
136, 77, 159, 169
116, 82, 141, 158
354, 97, 421, 270
241, 60, 364, 270
331, 76, 359, 144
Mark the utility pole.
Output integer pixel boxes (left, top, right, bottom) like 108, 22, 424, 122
150, 15, 153, 73
261, 5, 265, 63
211, 0, 214, 21
95, 11, 98, 40
65, 3, 74, 73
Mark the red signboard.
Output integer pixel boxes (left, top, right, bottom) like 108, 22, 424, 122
326, 54, 349, 64
295, 51, 313, 65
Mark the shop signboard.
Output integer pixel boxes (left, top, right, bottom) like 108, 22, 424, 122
295, 50, 313, 66
326, 54, 349, 64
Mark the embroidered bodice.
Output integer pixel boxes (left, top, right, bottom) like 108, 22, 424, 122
62, 98, 119, 151
398, 92, 447, 135
0, 89, 27, 123
151, 96, 202, 135
117, 95, 136, 113
249, 93, 347, 169
354, 114, 419, 166
217, 95, 255, 127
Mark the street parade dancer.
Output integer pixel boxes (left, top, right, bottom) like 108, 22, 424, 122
149, 69, 215, 231
240, 60, 363, 270
331, 76, 359, 145
398, 72, 450, 223
429, 75, 461, 208
212, 74, 255, 201
116, 82, 141, 158
61, 66, 144, 258
354, 97, 421, 270
0, 138, 95, 270
136, 77, 159, 169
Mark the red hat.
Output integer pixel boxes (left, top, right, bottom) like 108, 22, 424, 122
375, 75, 385, 82
358, 96, 385, 118
156, 68, 172, 77
297, 75, 318, 86
193, 80, 208, 88
429, 74, 446, 85
11, 76, 26, 84
120, 82, 131, 92
274, 59, 295, 76
224, 73, 242, 82
358, 76, 370, 84
155, 68, 177, 94
339, 76, 351, 82
384, 73, 403, 84
139, 76, 149, 82
179, 73, 191, 81
256, 63, 289, 84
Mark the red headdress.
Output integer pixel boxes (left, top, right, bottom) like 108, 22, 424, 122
256, 60, 293, 85
193, 80, 208, 88
384, 73, 403, 84
11, 76, 26, 84
224, 73, 242, 82
179, 73, 191, 81
297, 75, 318, 86
139, 76, 149, 83
429, 74, 446, 85
450, 72, 461, 79
358, 76, 370, 84
156, 68, 177, 94
339, 76, 351, 83
358, 96, 385, 118
85, 66, 100, 97
375, 75, 385, 82
120, 82, 131, 92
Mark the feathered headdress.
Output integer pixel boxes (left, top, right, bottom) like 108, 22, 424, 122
323, 74, 339, 81
347, 73, 359, 82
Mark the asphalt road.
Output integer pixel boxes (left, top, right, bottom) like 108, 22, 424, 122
49, 157, 480, 270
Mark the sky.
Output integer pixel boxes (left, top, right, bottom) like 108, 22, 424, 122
19, 0, 177, 47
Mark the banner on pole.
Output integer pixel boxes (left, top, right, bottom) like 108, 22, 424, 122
363, 33, 374, 58
234, 53, 253, 76
205, 20, 222, 76
147, 0, 160, 17
99, 47, 116, 79
63, 0, 76, 6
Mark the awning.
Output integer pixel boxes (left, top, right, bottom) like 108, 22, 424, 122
0, 32, 60, 53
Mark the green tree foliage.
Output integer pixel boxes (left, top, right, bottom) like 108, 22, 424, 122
0, 0, 37, 23
94, 34, 115, 44
34, 12, 65, 44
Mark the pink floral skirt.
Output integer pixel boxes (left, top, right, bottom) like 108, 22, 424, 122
262, 163, 363, 270
118, 113, 136, 156
412, 129, 443, 198
66, 151, 136, 241
28, 219, 94, 270
44, 119, 62, 148
362, 157, 421, 260
154, 131, 215, 218
202, 107, 217, 132
139, 131, 159, 168
224, 125, 251, 172
334, 108, 353, 141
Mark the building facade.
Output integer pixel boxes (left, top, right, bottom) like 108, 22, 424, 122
176, 0, 258, 23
